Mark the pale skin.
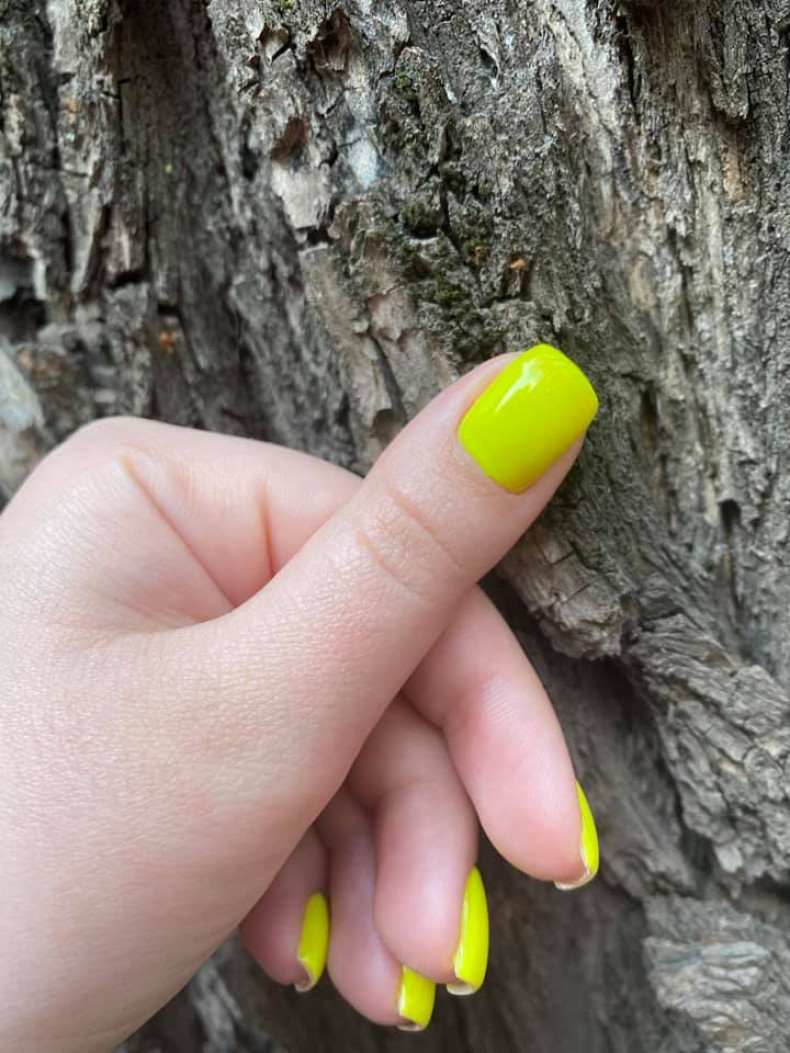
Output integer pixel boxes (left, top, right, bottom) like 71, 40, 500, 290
0, 354, 590, 1049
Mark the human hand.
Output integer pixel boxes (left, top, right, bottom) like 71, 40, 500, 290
0, 346, 599, 1049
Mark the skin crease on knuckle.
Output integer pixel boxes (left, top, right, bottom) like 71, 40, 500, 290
350, 471, 469, 611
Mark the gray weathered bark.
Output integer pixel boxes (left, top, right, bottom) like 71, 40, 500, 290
3, 0, 790, 1049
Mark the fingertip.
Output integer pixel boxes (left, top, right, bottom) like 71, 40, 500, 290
405, 587, 592, 888
488, 759, 588, 885
317, 791, 407, 1027
447, 674, 585, 884
371, 782, 477, 983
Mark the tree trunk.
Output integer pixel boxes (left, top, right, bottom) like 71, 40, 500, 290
3, 0, 790, 1049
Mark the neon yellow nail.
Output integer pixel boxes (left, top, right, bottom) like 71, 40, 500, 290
555, 782, 600, 891
447, 865, 489, 995
458, 344, 598, 492
295, 892, 329, 992
397, 966, 436, 1031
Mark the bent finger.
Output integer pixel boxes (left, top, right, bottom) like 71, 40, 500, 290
315, 790, 433, 1030
349, 698, 481, 988
406, 587, 597, 888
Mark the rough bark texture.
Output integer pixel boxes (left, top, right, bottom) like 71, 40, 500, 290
2, 0, 790, 1050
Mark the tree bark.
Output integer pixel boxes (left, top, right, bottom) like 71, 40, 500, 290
3, 0, 790, 1050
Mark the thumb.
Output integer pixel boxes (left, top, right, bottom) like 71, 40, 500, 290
188, 345, 597, 825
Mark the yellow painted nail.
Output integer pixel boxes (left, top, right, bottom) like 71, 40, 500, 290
447, 865, 489, 995
458, 344, 598, 493
397, 966, 436, 1031
555, 782, 600, 891
295, 892, 329, 992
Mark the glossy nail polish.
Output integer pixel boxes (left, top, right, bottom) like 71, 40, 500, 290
458, 344, 598, 492
447, 866, 489, 996
397, 966, 436, 1031
295, 892, 329, 992
555, 782, 600, 891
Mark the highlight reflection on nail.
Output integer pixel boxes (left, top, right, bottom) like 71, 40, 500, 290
458, 344, 599, 493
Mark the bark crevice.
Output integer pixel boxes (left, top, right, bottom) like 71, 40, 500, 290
2, 1, 790, 1049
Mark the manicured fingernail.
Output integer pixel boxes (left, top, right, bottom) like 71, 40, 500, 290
397, 966, 436, 1031
294, 892, 329, 992
555, 782, 600, 891
458, 344, 598, 492
447, 865, 489, 995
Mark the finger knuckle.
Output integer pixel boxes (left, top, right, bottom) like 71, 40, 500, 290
16, 419, 154, 513
353, 474, 466, 607
59, 418, 172, 501
64, 416, 148, 459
